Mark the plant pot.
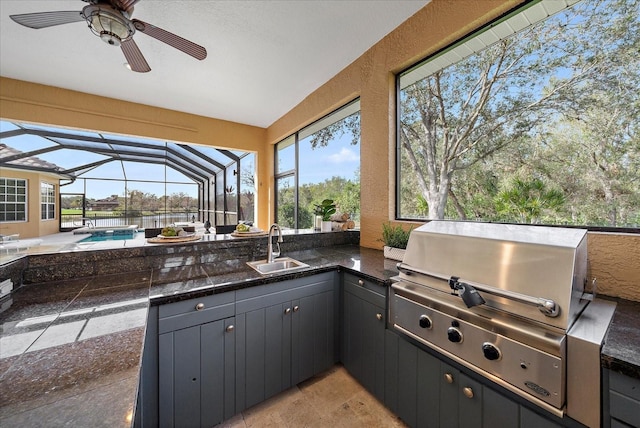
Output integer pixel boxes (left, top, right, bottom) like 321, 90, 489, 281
321, 221, 332, 232
383, 246, 406, 261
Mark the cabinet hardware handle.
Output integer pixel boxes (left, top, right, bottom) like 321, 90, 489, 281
293, 306, 300, 312
284, 308, 292, 314
225, 325, 235, 333
358, 279, 364, 286
195, 303, 205, 311
444, 373, 454, 384
463, 387, 474, 399
376, 313, 383, 321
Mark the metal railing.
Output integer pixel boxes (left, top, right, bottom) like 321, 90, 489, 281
61, 211, 198, 230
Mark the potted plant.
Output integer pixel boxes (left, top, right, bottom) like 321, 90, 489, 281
380, 222, 413, 261
315, 199, 336, 232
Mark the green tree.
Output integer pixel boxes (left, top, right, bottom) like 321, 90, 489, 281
308, 113, 360, 148
399, 0, 639, 226
495, 177, 565, 224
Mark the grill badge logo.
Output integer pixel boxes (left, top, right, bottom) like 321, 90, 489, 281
524, 381, 551, 397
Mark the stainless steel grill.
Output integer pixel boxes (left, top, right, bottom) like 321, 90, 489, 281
389, 221, 616, 427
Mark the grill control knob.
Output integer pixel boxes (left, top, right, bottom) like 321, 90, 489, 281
419, 315, 432, 329
447, 327, 463, 343
482, 342, 501, 361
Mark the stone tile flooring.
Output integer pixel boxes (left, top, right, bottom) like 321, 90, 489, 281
216, 365, 407, 428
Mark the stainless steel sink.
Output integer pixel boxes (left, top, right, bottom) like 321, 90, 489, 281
247, 257, 310, 274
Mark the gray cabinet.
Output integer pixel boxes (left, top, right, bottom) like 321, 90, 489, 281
235, 272, 338, 412
385, 330, 562, 428
342, 273, 386, 402
607, 369, 640, 428
385, 329, 440, 427
438, 362, 484, 428
157, 292, 236, 428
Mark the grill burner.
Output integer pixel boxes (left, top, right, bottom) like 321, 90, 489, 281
389, 221, 616, 427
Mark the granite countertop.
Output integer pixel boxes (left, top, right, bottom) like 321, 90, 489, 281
0, 244, 397, 427
601, 298, 640, 379
0, 243, 638, 427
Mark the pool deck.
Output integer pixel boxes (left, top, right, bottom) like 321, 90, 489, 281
0, 223, 208, 264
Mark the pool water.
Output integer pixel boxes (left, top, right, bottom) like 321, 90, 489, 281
78, 232, 143, 243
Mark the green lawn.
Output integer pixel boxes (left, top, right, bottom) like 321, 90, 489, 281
61, 209, 84, 215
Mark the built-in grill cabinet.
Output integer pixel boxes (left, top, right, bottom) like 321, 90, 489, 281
390, 221, 616, 427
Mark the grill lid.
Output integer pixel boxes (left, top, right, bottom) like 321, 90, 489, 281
398, 221, 590, 331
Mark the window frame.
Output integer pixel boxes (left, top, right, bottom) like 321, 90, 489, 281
274, 134, 299, 228
274, 99, 360, 229
40, 181, 56, 221
0, 177, 28, 223
393, 0, 639, 233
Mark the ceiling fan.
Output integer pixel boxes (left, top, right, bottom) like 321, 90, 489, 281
9, 0, 207, 73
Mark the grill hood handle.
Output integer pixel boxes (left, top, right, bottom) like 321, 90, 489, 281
397, 263, 560, 317
449, 276, 486, 308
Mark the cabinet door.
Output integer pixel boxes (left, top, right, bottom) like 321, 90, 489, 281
158, 317, 235, 428
386, 331, 440, 428
239, 301, 292, 410
482, 386, 519, 427
235, 272, 338, 413
291, 289, 335, 385
520, 406, 563, 428
609, 369, 640, 428
457, 371, 482, 428
439, 363, 482, 428
343, 287, 385, 401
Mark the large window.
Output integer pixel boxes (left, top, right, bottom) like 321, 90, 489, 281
0, 178, 27, 222
40, 182, 55, 220
275, 100, 360, 229
397, 0, 639, 228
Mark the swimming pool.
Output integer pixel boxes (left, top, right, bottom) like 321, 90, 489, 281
78, 232, 143, 243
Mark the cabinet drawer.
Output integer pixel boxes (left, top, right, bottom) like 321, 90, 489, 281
609, 370, 640, 427
235, 272, 335, 314
343, 273, 386, 296
610, 390, 640, 427
610, 370, 640, 401
343, 275, 386, 309
158, 292, 235, 334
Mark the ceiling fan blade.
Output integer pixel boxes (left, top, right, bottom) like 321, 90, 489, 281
121, 39, 151, 72
131, 19, 207, 60
10, 11, 84, 29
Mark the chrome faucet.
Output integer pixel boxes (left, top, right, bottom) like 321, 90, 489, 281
267, 224, 283, 263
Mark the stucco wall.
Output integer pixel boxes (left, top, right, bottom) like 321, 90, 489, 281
264, 0, 640, 301
0, 169, 59, 238
266, 0, 522, 249
0, 77, 269, 228
588, 233, 640, 301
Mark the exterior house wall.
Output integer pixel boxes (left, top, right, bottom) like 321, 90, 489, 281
0, 79, 268, 228
0, 169, 59, 239
0, 0, 638, 300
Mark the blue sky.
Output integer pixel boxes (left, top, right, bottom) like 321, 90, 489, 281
1, 121, 360, 199
298, 134, 359, 186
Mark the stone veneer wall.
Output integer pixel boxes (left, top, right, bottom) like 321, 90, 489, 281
0, 231, 359, 287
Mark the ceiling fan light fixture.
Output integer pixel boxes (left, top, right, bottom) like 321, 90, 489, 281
82, 4, 133, 46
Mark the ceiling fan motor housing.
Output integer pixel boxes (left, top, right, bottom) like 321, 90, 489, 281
82, 3, 134, 46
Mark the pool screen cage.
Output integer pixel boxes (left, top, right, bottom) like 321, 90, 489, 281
0, 121, 255, 230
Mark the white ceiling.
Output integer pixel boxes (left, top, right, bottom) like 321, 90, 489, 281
0, 0, 429, 128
